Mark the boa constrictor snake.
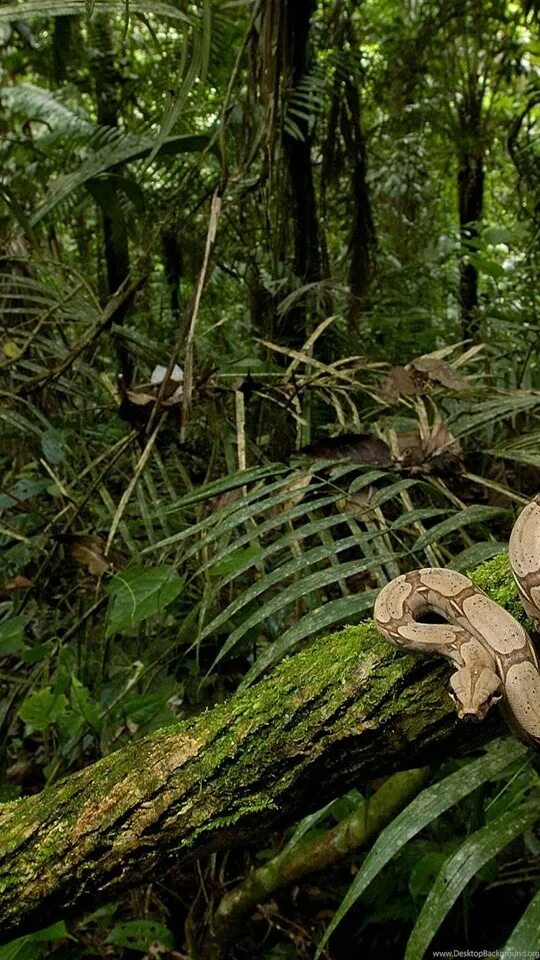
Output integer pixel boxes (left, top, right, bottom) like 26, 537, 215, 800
373, 496, 540, 746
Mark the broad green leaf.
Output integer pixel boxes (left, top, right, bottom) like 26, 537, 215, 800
0, 923, 69, 960
41, 428, 68, 464
0, 616, 25, 656
408, 851, 449, 900
315, 739, 526, 957
405, 799, 540, 960
469, 253, 505, 278
105, 566, 183, 637
485, 226, 515, 245
28, 923, 69, 943
18, 688, 68, 731
412, 506, 508, 552
70, 677, 101, 730
209, 546, 261, 576
241, 590, 380, 687
0, 939, 39, 960
21, 641, 54, 664
501, 887, 540, 957
106, 919, 174, 952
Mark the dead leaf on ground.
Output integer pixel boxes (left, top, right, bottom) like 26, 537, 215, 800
55, 533, 112, 576
0, 575, 33, 599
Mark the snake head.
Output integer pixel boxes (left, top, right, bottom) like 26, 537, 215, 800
448, 666, 503, 721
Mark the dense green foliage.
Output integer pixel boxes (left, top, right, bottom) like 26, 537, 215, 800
0, 0, 539, 956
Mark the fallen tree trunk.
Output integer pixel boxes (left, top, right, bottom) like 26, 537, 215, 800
0, 556, 517, 941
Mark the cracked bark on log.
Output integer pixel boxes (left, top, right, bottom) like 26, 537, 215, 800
0, 555, 519, 942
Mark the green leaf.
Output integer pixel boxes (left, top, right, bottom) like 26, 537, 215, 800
196, 508, 365, 584
389, 508, 449, 531
405, 799, 539, 959
411, 506, 508, 552
32, 132, 210, 224
469, 253, 505, 279
281, 799, 337, 857
209, 546, 261, 577
105, 566, 183, 637
106, 919, 174, 952
201, 533, 363, 644
241, 590, 380, 687
161, 464, 289, 514
0, 616, 25, 656
41, 428, 68, 464
408, 851, 449, 900
213, 556, 401, 670
21, 641, 54, 664
0, 939, 39, 960
315, 739, 526, 957
449, 541, 506, 572
484, 226, 514, 245
501, 887, 540, 957
18, 688, 68, 731
70, 677, 101, 731
0, 923, 69, 960
0, 2, 191, 25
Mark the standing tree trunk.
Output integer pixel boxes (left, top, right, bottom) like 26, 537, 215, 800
259, 0, 323, 350
457, 75, 485, 341
282, 0, 321, 290
89, 15, 133, 380
343, 75, 376, 323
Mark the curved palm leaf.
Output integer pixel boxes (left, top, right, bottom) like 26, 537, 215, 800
315, 740, 527, 957
405, 799, 540, 959
31, 130, 212, 223
0, 1, 191, 24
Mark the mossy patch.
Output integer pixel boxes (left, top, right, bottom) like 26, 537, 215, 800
469, 552, 528, 624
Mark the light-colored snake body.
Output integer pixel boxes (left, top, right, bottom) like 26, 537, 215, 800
373, 496, 540, 745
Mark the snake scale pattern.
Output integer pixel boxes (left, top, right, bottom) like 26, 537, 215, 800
373, 495, 540, 745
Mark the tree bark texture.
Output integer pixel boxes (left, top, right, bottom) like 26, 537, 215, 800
89, 15, 133, 381
282, 0, 321, 290
457, 74, 485, 341
0, 554, 520, 942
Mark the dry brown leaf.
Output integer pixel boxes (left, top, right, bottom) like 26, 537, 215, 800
56, 534, 112, 576
0, 575, 33, 599
423, 422, 464, 473
410, 356, 469, 391
378, 365, 418, 400
396, 424, 463, 475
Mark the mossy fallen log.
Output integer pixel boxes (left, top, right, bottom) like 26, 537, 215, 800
0, 555, 521, 941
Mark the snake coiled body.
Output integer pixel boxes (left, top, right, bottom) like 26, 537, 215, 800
373, 496, 540, 745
